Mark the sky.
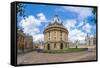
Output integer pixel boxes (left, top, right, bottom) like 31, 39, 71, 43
17, 3, 96, 43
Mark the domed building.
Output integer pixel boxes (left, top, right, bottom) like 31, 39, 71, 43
43, 15, 69, 50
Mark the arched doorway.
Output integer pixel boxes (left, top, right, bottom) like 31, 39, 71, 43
47, 44, 50, 50
60, 43, 63, 49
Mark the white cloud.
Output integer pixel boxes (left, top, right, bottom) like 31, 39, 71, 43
23, 26, 40, 35
68, 29, 86, 42
76, 21, 92, 33
19, 15, 41, 35
63, 6, 93, 20
57, 6, 93, 42
19, 13, 46, 42
64, 19, 91, 42
64, 19, 77, 31
37, 13, 46, 22
82, 23, 92, 33
19, 15, 41, 27
33, 34, 44, 42
77, 21, 84, 27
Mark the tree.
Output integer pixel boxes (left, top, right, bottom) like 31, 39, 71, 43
17, 3, 26, 31
92, 7, 97, 23
17, 3, 26, 17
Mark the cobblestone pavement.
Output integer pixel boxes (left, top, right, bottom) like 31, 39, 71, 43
17, 51, 96, 65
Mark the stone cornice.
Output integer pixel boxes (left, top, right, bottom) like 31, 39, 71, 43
43, 27, 68, 34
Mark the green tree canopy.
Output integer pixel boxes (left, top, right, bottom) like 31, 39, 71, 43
92, 7, 97, 23
17, 3, 25, 17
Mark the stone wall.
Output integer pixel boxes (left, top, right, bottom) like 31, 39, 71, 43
44, 41, 68, 50
17, 29, 33, 54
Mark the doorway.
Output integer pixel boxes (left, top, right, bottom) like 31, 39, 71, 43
60, 43, 63, 49
47, 44, 50, 50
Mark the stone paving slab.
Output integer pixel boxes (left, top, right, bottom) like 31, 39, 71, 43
17, 51, 96, 65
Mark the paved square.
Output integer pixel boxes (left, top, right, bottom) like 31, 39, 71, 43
17, 51, 96, 65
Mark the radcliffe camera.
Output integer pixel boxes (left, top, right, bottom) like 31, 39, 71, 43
11, 2, 97, 66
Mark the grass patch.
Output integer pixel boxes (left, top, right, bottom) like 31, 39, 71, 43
43, 48, 88, 54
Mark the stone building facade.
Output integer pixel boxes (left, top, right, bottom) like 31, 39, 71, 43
17, 29, 33, 53
85, 34, 96, 46
24, 35, 33, 51
17, 29, 25, 52
43, 15, 69, 50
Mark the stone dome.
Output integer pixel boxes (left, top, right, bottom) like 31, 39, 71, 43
43, 15, 68, 34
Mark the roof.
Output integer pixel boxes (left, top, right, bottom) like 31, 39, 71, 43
43, 15, 68, 33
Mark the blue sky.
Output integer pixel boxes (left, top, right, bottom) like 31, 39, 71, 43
17, 3, 96, 42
